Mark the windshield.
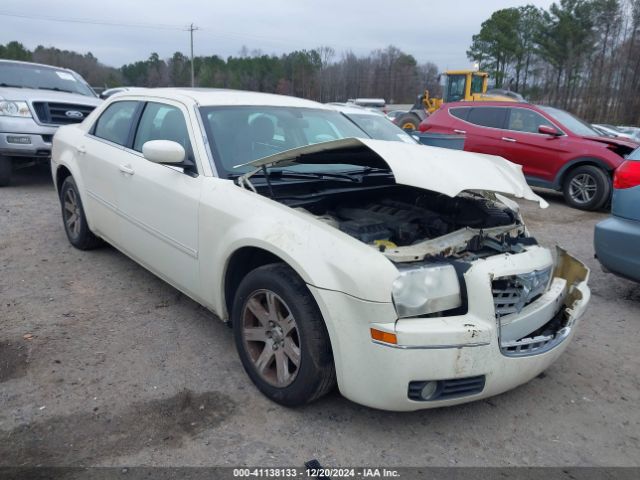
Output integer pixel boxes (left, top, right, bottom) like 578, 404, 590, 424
345, 113, 416, 144
538, 106, 598, 136
199, 106, 369, 177
0, 62, 95, 97
444, 75, 466, 102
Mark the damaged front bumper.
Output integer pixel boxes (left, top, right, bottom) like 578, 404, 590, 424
498, 247, 590, 357
308, 245, 590, 411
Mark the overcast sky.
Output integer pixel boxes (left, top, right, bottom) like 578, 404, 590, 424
0, 1, 555, 69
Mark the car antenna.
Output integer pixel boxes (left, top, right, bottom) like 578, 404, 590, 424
261, 164, 275, 197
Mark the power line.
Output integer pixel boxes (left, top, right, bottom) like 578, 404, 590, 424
0, 10, 422, 66
0, 10, 317, 49
0, 10, 187, 30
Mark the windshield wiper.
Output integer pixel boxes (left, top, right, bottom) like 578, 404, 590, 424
235, 165, 392, 193
232, 169, 363, 183
271, 169, 362, 182
0, 83, 24, 88
36, 86, 76, 94
360, 166, 392, 174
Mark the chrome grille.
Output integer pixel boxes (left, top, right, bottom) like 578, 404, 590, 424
501, 334, 555, 355
500, 309, 570, 357
32, 102, 95, 125
492, 266, 552, 318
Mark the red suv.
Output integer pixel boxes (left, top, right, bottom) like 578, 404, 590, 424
419, 101, 638, 210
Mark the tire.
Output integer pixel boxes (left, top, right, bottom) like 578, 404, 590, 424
562, 165, 611, 211
232, 263, 336, 406
397, 113, 421, 131
0, 156, 12, 187
59, 176, 103, 250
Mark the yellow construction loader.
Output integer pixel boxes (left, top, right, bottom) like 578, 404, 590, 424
396, 70, 521, 131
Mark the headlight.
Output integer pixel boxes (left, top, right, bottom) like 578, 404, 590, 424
392, 263, 462, 318
0, 101, 32, 118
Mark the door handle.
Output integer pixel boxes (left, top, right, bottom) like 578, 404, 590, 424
119, 164, 135, 175
453, 129, 466, 134
76, 146, 86, 155
502, 137, 517, 143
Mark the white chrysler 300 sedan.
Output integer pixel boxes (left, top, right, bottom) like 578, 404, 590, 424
51, 88, 590, 411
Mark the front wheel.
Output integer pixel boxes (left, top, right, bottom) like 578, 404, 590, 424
562, 165, 611, 211
396, 113, 421, 131
232, 263, 336, 406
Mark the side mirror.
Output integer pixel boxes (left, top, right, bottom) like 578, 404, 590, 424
538, 125, 560, 136
142, 140, 185, 164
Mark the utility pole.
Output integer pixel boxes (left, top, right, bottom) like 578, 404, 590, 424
188, 23, 199, 87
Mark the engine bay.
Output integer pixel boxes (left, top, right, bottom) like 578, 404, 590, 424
275, 184, 533, 261
323, 195, 516, 246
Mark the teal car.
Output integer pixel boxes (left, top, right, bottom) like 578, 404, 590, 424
594, 150, 640, 282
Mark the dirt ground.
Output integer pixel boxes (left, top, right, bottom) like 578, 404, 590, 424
1, 167, 639, 468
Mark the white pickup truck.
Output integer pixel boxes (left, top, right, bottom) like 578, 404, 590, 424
0, 59, 102, 185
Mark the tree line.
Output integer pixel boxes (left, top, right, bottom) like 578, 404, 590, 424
0, 41, 439, 104
467, 0, 640, 124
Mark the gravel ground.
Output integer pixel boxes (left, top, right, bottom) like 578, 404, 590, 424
1, 167, 639, 468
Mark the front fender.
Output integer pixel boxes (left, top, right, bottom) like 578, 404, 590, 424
198, 180, 399, 316
553, 156, 621, 188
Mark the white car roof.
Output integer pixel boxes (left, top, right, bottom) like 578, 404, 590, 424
115, 87, 332, 109
328, 103, 383, 116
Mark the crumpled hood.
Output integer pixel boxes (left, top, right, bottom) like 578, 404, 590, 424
582, 135, 639, 149
238, 137, 548, 208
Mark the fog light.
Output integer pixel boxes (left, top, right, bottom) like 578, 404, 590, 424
7, 135, 31, 144
420, 381, 439, 400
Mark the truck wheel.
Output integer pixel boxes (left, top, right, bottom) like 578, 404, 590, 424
232, 263, 336, 407
0, 156, 12, 186
397, 113, 421, 131
562, 165, 611, 211
59, 176, 103, 250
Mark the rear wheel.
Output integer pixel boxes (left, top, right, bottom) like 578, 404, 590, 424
396, 113, 421, 131
562, 165, 611, 211
232, 263, 336, 406
0, 156, 12, 186
60, 176, 103, 250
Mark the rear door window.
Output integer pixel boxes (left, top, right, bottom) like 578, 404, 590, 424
93, 101, 138, 146
449, 107, 470, 121
466, 107, 507, 129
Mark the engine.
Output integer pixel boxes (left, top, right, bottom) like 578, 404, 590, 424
310, 195, 517, 246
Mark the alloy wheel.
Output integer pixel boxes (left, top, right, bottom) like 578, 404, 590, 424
63, 188, 82, 238
241, 289, 301, 387
568, 173, 597, 204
